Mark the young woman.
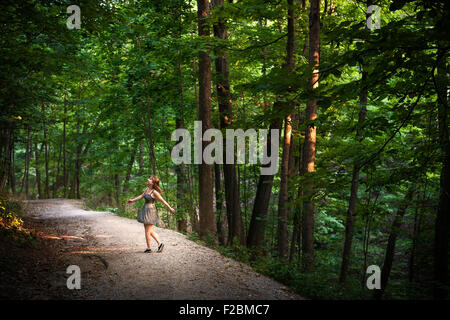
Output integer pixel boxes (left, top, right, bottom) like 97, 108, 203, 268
127, 176, 176, 253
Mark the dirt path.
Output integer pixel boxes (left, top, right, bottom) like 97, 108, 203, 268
12, 199, 304, 300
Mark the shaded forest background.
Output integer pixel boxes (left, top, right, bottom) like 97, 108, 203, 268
0, 0, 448, 299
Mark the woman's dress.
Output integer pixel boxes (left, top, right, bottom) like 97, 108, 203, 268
137, 190, 161, 225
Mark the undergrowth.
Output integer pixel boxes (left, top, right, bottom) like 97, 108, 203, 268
0, 193, 35, 247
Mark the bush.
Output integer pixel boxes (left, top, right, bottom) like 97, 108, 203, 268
0, 196, 34, 247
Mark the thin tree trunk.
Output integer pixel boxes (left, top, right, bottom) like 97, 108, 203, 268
374, 189, 415, 299
53, 137, 62, 197
63, 102, 67, 198
197, 0, 216, 239
339, 70, 368, 282
74, 150, 80, 199
123, 150, 135, 194
20, 127, 31, 196
175, 137, 188, 232
434, 45, 449, 300
137, 142, 143, 175
288, 110, 300, 262
278, 114, 292, 259
291, 0, 307, 263
409, 199, 421, 282
110, 138, 121, 208
25, 128, 31, 197
339, 0, 372, 283
42, 103, 50, 199
175, 29, 188, 233
212, 0, 244, 246
0, 125, 12, 190
214, 163, 225, 245
35, 142, 42, 199
135, 36, 157, 176
8, 136, 15, 195
145, 101, 157, 176
277, 0, 296, 259
301, 0, 320, 272
187, 164, 199, 233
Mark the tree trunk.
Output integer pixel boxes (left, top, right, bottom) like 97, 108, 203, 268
35, 142, 42, 199
63, 103, 67, 198
114, 171, 121, 208
212, 0, 245, 246
277, 0, 296, 259
8, 136, 16, 195
374, 189, 415, 299
138, 142, 144, 175
247, 116, 283, 251
301, 0, 320, 272
175, 124, 188, 232
434, 45, 449, 300
339, 71, 368, 282
409, 199, 423, 282
288, 109, 300, 262
291, 0, 307, 263
74, 150, 80, 199
20, 127, 31, 196
52, 136, 62, 198
175, 36, 188, 233
187, 164, 199, 233
197, 0, 216, 239
24, 128, 31, 197
214, 163, 225, 245
135, 36, 157, 177
278, 114, 292, 259
123, 150, 136, 193
42, 103, 50, 199
145, 103, 157, 176
0, 125, 12, 191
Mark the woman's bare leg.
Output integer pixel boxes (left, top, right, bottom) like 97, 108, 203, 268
144, 224, 152, 248
148, 225, 161, 245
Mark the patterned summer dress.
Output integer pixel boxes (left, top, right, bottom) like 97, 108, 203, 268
137, 189, 161, 225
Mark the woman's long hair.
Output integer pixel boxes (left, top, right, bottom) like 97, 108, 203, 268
149, 176, 163, 194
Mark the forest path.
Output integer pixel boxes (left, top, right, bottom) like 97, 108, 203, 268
18, 199, 304, 300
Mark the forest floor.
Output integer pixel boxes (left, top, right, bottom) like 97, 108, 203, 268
0, 199, 304, 300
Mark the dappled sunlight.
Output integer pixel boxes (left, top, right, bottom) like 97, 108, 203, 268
91, 234, 112, 239
38, 232, 87, 241
66, 247, 134, 254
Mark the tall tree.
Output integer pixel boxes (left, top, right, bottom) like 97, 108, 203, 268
212, 0, 245, 246
434, 45, 449, 300
197, 0, 216, 239
35, 142, 42, 199
42, 103, 50, 198
339, 1, 371, 279
301, 0, 320, 272
247, 116, 282, 251
175, 47, 188, 233
374, 189, 415, 299
277, 0, 296, 259
0, 123, 13, 191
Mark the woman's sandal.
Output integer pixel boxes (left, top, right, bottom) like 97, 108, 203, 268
144, 248, 152, 253
157, 243, 164, 253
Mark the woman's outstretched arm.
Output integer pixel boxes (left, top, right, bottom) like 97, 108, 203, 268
127, 192, 144, 204
152, 190, 176, 213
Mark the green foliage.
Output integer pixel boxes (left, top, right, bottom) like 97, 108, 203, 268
0, 196, 34, 247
